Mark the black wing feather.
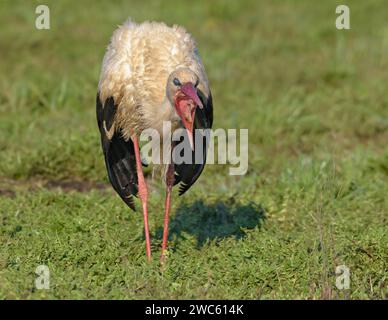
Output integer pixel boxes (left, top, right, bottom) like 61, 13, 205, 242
173, 90, 213, 195
96, 93, 138, 210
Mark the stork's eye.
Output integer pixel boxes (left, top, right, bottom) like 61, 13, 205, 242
195, 79, 199, 87
173, 78, 181, 86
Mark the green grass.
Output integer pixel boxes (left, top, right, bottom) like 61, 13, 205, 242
0, 0, 387, 299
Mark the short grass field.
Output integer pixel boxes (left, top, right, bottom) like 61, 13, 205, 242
0, 0, 387, 299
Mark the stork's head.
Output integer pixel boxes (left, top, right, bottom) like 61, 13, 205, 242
166, 68, 203, 149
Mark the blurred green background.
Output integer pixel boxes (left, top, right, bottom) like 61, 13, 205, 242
0, 0, 387, 299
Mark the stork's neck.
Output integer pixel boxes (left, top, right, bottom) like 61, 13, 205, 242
148, 97, 180, 135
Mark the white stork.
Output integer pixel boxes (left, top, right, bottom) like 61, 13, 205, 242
96, 19, 213, 261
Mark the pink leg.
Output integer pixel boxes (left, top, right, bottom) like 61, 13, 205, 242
132, 135, 151, 261
161, 164, 174, 262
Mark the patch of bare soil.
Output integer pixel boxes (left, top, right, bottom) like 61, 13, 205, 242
43, 180, 109, 192
0, 177, 110, 197
0, 189, 16, 198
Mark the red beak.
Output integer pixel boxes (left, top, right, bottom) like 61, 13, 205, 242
181, 83, 203, 109
174, 82, 203, 149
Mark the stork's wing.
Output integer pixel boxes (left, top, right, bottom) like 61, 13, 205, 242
173, 90, 213, 195
96, 93, 138, 210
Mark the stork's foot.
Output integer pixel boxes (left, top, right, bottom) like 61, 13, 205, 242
160, 249, 169, 264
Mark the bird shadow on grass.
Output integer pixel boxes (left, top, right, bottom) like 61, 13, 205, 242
154, 199, 266, 249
